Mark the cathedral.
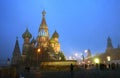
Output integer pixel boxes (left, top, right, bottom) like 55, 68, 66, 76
94, 36, 120, 63
11, 10, 66, 65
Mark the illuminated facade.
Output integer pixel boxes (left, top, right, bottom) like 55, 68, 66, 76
105, 37, 120, 60
21, 10, 65, 65
94, 36, 120, 63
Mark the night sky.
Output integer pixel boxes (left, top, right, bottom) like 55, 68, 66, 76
0, 0, 120, 59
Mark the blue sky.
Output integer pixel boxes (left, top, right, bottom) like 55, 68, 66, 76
0, 0, 120, 59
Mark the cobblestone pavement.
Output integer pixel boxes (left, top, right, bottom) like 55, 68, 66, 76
22, 69, 120, 78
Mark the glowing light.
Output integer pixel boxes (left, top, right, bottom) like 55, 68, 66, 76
69, 56, 72, 60
94, 58, 100, 64
88, 61, 90, 63
75, 53, 78, 57
107, 56, 111, 61
37, 48, 41, 53
84, 49, 88, 53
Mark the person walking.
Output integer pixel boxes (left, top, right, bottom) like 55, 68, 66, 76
70, 64, 74, 78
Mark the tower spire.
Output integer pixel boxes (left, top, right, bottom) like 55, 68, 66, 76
14, 37, 20, 49
37, 10, 49, 48
11, 37, 21, 64
16, 36, 18, 40
39, 10, 48, 32
107, 36, 113, 49
42, 10, 46, 16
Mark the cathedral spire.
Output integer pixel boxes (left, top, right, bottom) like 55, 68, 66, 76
107, 36, 113, 49
16, 36, 18, 40
42, 10, 46, 16
38, 10, 49, 37
14, 37, 20, 52
41, 10, 47, 26
39, 10, 48, 32
11, 37, 21, 64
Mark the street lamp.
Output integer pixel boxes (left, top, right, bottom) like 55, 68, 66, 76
107, 56, 111, 62
94, 58, 100, 64
37, 48, 40, 66
82, 49, 88, 61
84, 49, 88, 53
94, 58, 100, 69
82, 54, 84, 62
81, 50, 87, 64
75, 53, 78, 57
107, 56, 111, 69
74, 53, 78, 60
81, 53, 85, 68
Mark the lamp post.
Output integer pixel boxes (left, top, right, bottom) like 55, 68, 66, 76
94, 58, 100, 64
82, 54, 84, 62
81, 54, 85, 68
37, 48, 40, 66
107, 56, 111, 69
94, 58, 100, 69
81, 50, 88, 68
107, 56, 111, 62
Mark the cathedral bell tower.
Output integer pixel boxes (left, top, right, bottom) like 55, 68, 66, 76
37, 10, 49, 48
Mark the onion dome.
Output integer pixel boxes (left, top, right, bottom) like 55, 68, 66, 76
22, 28, 32, 39
52, 31, 59, 38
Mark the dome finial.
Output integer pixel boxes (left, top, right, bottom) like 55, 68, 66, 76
42, 10, 46, 16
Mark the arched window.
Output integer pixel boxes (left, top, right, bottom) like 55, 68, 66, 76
39, 29, 47, 36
